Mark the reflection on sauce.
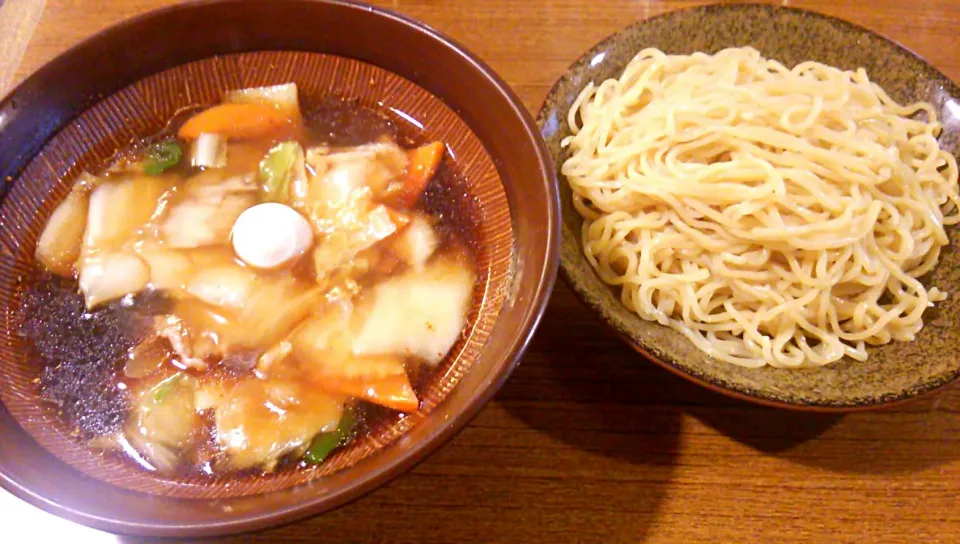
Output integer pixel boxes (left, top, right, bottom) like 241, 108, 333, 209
25, 85, 481, 477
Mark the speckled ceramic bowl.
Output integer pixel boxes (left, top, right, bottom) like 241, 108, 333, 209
538, 4, 960, 410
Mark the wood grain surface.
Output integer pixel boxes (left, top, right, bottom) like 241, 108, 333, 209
5, 1, 960, 543
0, 0, 45, 93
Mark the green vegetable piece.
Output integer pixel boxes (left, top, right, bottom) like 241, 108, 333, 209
143, 139, 183, 175
151, 373, 183, 403
304, 406, 356, 465
259, 141, 301, 203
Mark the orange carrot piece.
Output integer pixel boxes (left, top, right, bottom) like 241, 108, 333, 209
315, 373, 419, 413
398, 142, 445, 207
177, 103, 295, 141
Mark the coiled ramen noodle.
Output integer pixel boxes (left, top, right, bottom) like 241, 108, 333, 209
561, 47, 960, 368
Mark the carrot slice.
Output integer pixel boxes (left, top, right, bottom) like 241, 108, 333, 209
398, 142, 445, 207
292, 316, 420, 412
314, 372, 419, 413
177, 103, 295, 141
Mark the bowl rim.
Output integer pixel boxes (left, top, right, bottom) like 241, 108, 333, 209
537, 2, 960, 412
0, 0, 560, 535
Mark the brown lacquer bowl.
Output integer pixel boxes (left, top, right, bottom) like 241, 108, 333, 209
0, 0, 559, 536
538, 4, 960, 411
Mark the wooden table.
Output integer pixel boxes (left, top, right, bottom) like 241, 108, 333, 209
3, 1, 960, 542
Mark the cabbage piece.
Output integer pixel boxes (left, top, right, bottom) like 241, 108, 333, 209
390, 215, 438, 270
182, 170, 256, 197
83, 176, 172, 255
312, 205, 398, 280
305, 140, 408, 204
200, 373, 342, 471
161, 173, 256, 248
289, 292, 355, 358
259, 141, 306, 204
300, 144, 410, 281
138, 248, 194, 292
304, 158, 370, 213
228, 278, 324, 351
78, 252, 150, 308
292, 308, 407, 380
78, 176, 171, 307
352, 256, 475, 365
180, 266, 321, 355
36, 186, 88, 277
187, 264, 258, 309
225, 83, 300, 118
124, 432, 179, 474
180, 245, 242, 269
290, 310, 417, 411
256, 341, 293, 375
124, 372, 201, 473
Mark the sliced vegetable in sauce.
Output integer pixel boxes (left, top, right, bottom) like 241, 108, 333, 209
78, 252, 151, 309
36, 185, 89, 277
151, 372, 185, 403
398, 141, 445, 206
187, 263, 258, 309
83, 175, 172, 255
304, 406, 356, 465
229, 280, 323, 351
315, 372, 419, 413
311, 205, 400, 281
127, 373, 200, 473
138, 248, 193, 292
391, 215, 438, 270
204, 375, 343, 470
190, 133, 227, 169
28, 83, 475, 478
161, 173, 257, 249
291, 310, 420, 412
143, 139, 183, 175
225, 83, 300, 118
259, 141, 304, 203
178, 103, 295, 141
352, 256, 475, 366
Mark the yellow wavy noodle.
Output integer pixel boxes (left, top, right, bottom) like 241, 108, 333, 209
561, 47, 960, 368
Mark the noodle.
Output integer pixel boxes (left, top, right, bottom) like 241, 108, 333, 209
561, 47, 960, 368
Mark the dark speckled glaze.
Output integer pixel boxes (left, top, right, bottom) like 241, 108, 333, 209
538, 3, 960, 410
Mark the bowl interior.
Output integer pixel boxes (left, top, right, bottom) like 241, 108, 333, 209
1, 50, 512, 498
0, 0, 558, 536
538, 3, 960, 409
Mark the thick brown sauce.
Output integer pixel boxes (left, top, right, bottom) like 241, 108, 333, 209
22, 96, 482, 477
